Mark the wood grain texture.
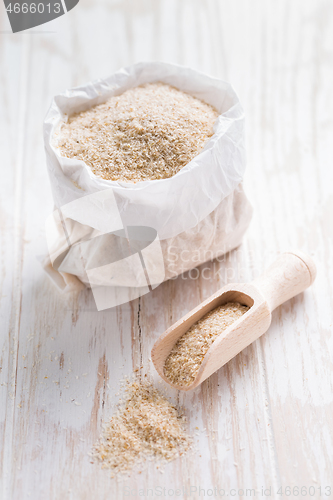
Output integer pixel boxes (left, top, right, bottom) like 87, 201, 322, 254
152, 252, 316, 390
0, 0, 332, 499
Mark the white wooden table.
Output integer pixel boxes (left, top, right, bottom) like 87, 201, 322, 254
1, 1, 333, 499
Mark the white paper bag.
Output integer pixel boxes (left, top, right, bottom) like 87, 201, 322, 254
43, 62, 252, 305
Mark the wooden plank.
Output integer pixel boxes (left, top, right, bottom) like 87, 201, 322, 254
0, 19, 31, 496
244, 0, 333, 488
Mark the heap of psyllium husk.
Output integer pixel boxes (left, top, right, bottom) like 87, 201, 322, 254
55, 82, 219, 183
92, 378, 192, 476
164, 302, 250, 387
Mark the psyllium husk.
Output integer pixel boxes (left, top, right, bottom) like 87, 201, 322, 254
56, 83, 218, 183
92, 378, 192, 476
164, 302, 249, 387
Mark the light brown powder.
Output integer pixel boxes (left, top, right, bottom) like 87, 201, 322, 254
92, 379, 191, 476
55, 82, 219, 183
164, 302, 249, 387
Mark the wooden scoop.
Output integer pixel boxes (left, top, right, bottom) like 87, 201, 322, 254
151, 251, 316, 391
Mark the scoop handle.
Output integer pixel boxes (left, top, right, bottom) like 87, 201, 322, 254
252, 251, 316, 311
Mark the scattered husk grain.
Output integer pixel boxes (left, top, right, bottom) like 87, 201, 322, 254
92, 378, 191, 476
55, 82, 219, 183
164, 302, 249, 387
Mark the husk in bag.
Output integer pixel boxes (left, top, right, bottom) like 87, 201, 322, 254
43, 62, 252, 309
